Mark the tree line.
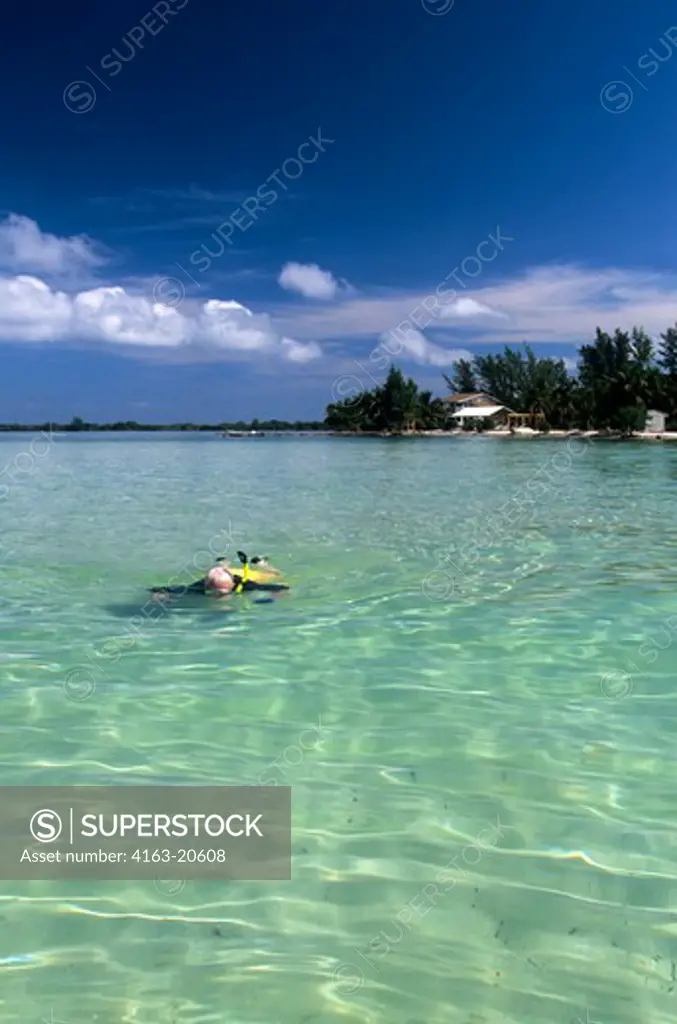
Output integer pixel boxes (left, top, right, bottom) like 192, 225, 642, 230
0, 417, 328, 433
325, 323, 677, 433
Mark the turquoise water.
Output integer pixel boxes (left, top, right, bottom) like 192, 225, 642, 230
1, 433, 677, 1024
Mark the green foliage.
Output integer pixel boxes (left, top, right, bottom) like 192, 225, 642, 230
576, 327, 661, 432
326, 366, 446, 433
658, 325, 677, 424
437, 324, 677, 434
463, 346, 577, 428
442, 358, 477, 394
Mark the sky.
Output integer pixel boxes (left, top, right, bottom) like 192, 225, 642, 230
2, 0, 677, 422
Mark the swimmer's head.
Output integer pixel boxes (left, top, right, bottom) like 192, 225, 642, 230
205, 565, 235, 594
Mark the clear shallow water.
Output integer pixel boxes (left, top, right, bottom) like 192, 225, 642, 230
1, 433, 677, 1024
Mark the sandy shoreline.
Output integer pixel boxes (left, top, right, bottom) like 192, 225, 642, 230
331, 429, 677, 441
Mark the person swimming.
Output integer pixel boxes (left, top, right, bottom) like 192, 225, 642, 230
149, 550, 289, 602
208, 552, 288, 596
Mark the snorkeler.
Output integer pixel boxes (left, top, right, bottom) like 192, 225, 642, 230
149, 550, 289, 601
206, 552, 288, 596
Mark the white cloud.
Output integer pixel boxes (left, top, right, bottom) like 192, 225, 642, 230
198, 300, 276, 351
0, 276, 72, 342
381, 327, 472, 367
271, 264, 677, 347
0, 274, 322, 364
11, 214, 677, 377
0, 214, 105, 275
195, 299, 320, 361
0, 213, 323, 364
280, 337, 323, 363
278, 261, 340, 300
439, 297, 505, 319
73, 287, 186, 347
0, 215, 325, 365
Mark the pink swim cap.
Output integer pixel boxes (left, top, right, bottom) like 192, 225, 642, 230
205, 566, 234, 592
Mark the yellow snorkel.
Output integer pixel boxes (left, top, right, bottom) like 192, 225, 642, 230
234, 551, 251, 593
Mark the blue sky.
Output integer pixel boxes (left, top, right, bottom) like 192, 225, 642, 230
2, 0, 677, 422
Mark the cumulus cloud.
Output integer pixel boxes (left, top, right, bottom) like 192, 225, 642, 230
381, 327, 473, 367
0, 213, 322, 364
439, 297, 505, 319
278, 261, 340, 300
0, 214, 106, 275
73, 286, 186, 347
194, 299, 321, 360
280, 337, 323, 363
0, 274, 321, 363
198, 300, 277, 351
0, 276, 72, 341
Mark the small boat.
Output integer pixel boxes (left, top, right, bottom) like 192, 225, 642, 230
221, 430, 266, 438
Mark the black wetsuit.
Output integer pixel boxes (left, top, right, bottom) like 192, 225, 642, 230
149, 575, 289, 596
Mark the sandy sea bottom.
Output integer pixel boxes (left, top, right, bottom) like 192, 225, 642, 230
0, 434, 676, 1024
